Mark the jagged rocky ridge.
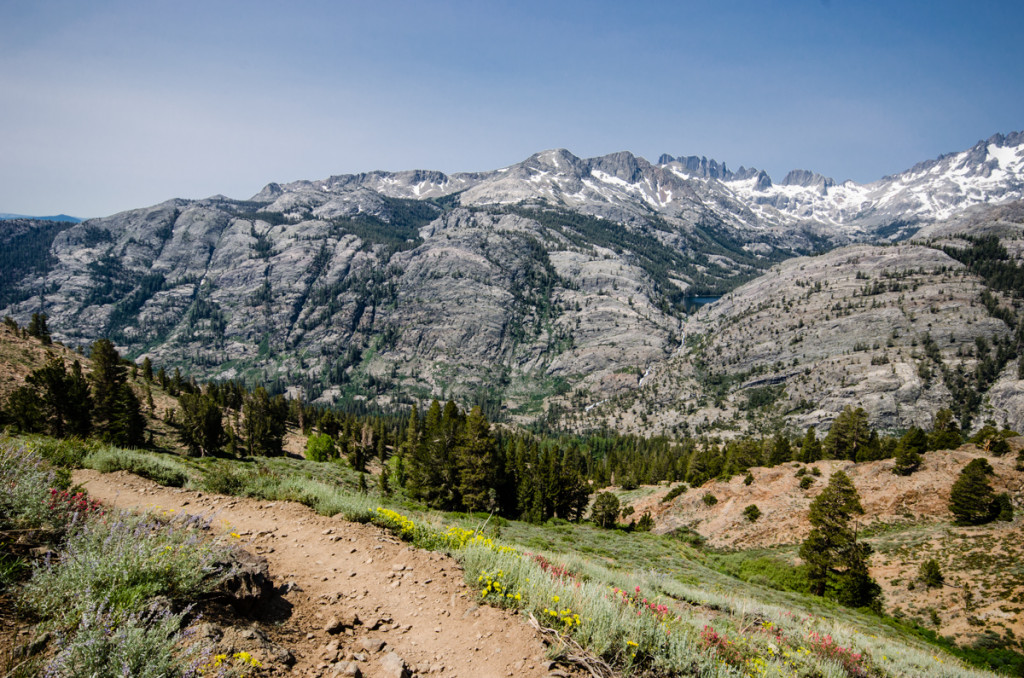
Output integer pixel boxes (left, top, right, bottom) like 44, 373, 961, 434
2, 133, 1023, 427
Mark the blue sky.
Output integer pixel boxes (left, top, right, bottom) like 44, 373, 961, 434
1, 0, 1022, 217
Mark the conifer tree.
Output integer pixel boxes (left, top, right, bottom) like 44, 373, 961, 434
90, 338, 127, 431
590, 491, 620, 528
801, 426, 822, 463
27, 312, 51, 345
892, 426, 926, 476
89, 339, 144, 446
768, 434, 792, 466
928, 408, 961, 450
456, 406, 498, 512
178, 393, 225, 456
108, 383, 146, 447
25, 357, 92, 438
140, 356, 154, 382
823, 406, 874, 460
407, 400, 448, 507
949, 458, 999, 525
4, 386, 42, 433
799, 471, 880, 608
242, 386, 285, 456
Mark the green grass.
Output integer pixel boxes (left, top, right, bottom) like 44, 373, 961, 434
63, 440, 1017, 677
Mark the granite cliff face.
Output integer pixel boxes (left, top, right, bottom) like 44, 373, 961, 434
568, 202, 1024, 436
3, 135, 1023, 427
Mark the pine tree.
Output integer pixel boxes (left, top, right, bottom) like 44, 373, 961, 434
928, 408, 962, 450
27, 312, 51, 345
178, 393, 225, 456
892, 427, 926, 476
140, 357, 154, 382
24, 357, 92, 438
768, 434, 792, 466
65, 360, 94, 437
823, 406, 873, 460
242, 386, 285, 456
456, 406, 498, 512
590, 491, 620, 528
799, 471, 880, 608
406, 400, 447, 507
949, 458, 999, 525
801, 426, 822, 463
90, 338, 127, 433
919, 559, 943, 588
555, 446, 591, 521
4, 386, 42, 433
89, 339, 144, 446
108, 384, 146, 447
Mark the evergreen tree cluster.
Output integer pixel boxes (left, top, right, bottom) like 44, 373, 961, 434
1, 338, 144, 447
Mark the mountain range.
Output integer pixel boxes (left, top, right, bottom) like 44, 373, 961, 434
0, 213, 82, 223
2, 131, 1022, 433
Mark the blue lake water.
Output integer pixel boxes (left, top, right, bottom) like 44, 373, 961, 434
683, 296, 721, 308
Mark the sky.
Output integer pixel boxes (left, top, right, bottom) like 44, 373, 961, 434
1, 0, 1022, 218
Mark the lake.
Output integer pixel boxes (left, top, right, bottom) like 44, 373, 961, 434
683, 295, 721, 308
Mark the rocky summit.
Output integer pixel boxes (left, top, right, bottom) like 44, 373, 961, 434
2, 133, 1023, 430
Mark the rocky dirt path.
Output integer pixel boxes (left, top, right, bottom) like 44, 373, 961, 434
74, 470, 567, 678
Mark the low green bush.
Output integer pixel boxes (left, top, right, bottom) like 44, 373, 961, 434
43, 601, 199, 678
28, 436, 96, 469
201, 463, 250, 496
83, 447, 190, 487
661, 483, 688, 503
24, 510, 229, 621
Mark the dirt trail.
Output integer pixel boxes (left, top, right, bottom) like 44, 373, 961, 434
74, 470, 562, 678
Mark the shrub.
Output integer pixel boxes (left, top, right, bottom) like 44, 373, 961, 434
0, 441, 63, 530
24, 510, 230, 621
919, 558, 943, 588
661, 483, 688, 503
799, 475, 814, 489
702, 493, 718, 507
994, 493, 1013, 522
666, 526, 705, 546
84, 447, 190, 487
43, 601, 202, 678
743, 472, 754, 486
30, 436, 96, 469
635, 511, 654, 532
304, 433, 337, 462
810, 466, 821, 476
201, 464, 250, 496
743, 504, 762, 522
